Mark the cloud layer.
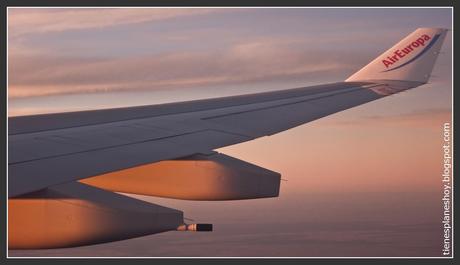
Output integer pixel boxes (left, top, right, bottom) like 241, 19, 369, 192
8, 8, 223, 37
8, 38, 352, 98
8, 8, 451, 99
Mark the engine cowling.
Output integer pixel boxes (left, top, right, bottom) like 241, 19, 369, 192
8, 182, 183, 249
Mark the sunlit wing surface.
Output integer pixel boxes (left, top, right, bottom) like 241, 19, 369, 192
8, 28, 448, 249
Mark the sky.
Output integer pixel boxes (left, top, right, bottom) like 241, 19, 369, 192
7, 7, 452, 257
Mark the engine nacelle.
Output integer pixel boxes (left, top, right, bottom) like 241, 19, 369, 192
80, 153, 281, 200
8, 182, 183, 249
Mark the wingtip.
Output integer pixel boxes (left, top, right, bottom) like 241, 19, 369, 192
346, 27, 448, 84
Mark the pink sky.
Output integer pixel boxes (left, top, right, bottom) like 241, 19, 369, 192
8, 7, 453, 257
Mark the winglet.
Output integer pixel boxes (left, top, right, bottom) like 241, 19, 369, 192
346, 28, 448, 85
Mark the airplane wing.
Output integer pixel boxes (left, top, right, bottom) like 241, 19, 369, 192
9, 81, 386, 197
8, 28, 448, 249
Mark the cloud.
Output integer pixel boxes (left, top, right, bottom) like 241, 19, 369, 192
8, 8, 224, 38
8, 38, 352, 98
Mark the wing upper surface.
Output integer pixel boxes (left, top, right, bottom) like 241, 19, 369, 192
9, 82, 387, 197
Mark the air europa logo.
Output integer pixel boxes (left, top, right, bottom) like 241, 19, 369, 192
382, 34, 431, 68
